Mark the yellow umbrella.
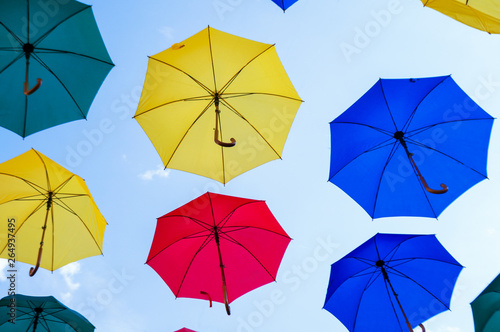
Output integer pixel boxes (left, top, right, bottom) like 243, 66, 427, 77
134, 26, 302, 184
422, 0, 500, 33
0, 149, 107, 276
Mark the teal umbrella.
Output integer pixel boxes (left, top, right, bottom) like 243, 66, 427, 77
0, 0, 113, 137
0, 294, 94, 331
471, 273, 500, 332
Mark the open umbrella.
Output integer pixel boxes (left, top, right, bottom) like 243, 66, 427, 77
270, 0, 300, 11
134, 26, 302, 184
0, 149, 107, 276
329, 75, 494, 219
0, 0, 114, 137
0, 294, 94, 331
146, 192, 291, 315
175, 329, 196, 332
471, 272, 500, 332
324, 233, 463, 332
421, 0, 500, 34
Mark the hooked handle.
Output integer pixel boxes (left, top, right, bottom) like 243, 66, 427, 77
214, 98, 236, 147
24, 78, 42, 95
29, 246, 43, 277
24, 59, 42, 95
407, 153, 448, 194
200, 291, 213, 307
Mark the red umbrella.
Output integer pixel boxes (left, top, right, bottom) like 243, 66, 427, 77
175, 329, 196, 332
146, 192, 291, 315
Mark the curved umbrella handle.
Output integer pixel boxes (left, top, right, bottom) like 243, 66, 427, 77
214, 98, 236, 147
24, 78, 42, 95
24, 59, 42, 95
200, 291, 213, 307
419, 324, 425, 332
407, 153, 448, 194
29, 246, 43, 277
418, 175, 448, 194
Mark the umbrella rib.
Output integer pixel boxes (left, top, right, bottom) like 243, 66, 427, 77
0, 22, 23, 46
405, 118, 494, 137
380, 272, 406, 332
219, 97, 283, 159
401, 76, 449, 133
174, 232, 215, 297
160, 215, 213, 230
218, 44, 276, 95
148, 57, 214, 96
222, 91, 303, 102
31, 6, 90, 46
0, 52, 24, 76
379, 79, 399, 131
132, 95, 214, 117
371, 140, 401, 217
145, 229, 212, 263
215, 200, 262, 228
220, 232, 278, 281
34, 48, 114, 66
207, 26, 218, 92
405, 136, 489, 178
0, 199, 46, 254
31, 52, 86, 118
161, 100, 214, 168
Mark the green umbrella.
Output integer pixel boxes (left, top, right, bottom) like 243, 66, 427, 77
471, 273, 500, 332
0, 0, 113, 137
0, 294, 95, 331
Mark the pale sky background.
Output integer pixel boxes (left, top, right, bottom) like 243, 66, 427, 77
2, 0, 500, 331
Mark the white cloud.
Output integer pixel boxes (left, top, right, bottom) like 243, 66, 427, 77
138, 165, 170, 180
0, 260, 7, 281
60, 262, 81, 291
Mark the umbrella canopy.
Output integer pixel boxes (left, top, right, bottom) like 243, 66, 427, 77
270, 0, 300, 11
0, 149, 107, 276
324, 233, 463, 332
0, 0, 114, 137
146, 192, 291, 315
422, 0, 500, 34
175, 329, 196, 332
134, 26, 302, 184
471, 272, 500, 332
329, 75, 494, 219
0, 294, 94, 331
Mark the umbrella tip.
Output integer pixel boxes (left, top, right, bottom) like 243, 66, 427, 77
171, 43, 185, 50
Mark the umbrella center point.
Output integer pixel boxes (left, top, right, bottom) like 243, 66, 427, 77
23, 43, 35, 55
376, 259, 385, 267
35, 307, 43, 313
393, 131, 404, 140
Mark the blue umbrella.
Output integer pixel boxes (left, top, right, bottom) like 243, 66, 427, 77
329, 75, 494, 219
270, 0, 299, 11
0, 294, 94, 331
323, 233, 463, 332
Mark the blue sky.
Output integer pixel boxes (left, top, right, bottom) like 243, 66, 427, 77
2, 0, 500, 331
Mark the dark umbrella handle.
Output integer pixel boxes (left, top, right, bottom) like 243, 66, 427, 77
29, 246, 43, 277
418, 324, 425, 332
407, 153, 448, 194
214, 99, 236, 147
222, 282, 231, 315
24, 78, 42, 95
200, 291, 213, 307
24, 59, 42, 95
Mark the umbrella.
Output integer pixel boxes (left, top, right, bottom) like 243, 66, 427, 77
175, 329, 196, 332
134, 26, 302, 184
421, 0, 500, 34
0, 0, 114, 137
146, 192, 291, 315
0, 149, 107, 276
323, 233, 463, 332
0, 294, 94, 331
471, 272, 500, 332
270, 0, 300, 11
329, 75, 494, 219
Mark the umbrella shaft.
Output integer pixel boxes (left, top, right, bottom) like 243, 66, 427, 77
381, 267, 414, 332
